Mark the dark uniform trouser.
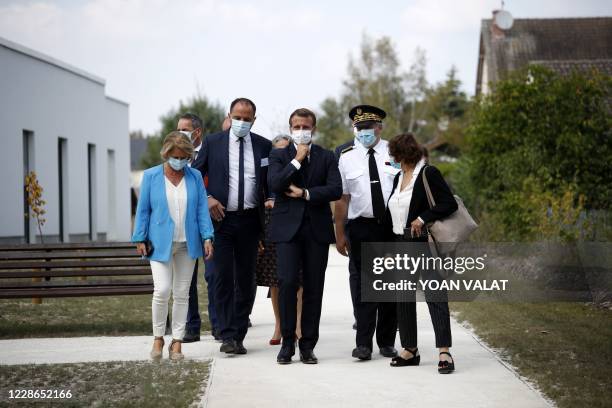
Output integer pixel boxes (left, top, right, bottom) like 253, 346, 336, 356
213, 210, 260, 342
347, 217, 397, 350
395, 235, 452, 348
344, 220, 358, 319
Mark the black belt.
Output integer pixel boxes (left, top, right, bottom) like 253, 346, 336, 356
349, 216, 383, 225
225, 208, 259, 216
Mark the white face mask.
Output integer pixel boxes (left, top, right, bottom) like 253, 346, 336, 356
231, 119, 252, 138
291, 129, 312, 145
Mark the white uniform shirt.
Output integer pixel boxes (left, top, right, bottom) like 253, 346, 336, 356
165, 176, 187, 242
227, 131, 257, 211
388, 158, 426, 235
338, 139, 399, 220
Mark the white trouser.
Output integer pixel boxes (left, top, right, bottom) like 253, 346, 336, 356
150, 241, 196, 340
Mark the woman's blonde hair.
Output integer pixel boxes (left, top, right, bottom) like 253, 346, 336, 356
160, 131, 194, 160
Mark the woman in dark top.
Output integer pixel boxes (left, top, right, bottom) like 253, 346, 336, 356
385, 133, 458, 373
256, 134, 303, 345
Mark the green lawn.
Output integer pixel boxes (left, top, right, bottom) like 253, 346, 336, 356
0, 360, 210, 407
0, 262, 210, 339
452, 302, 612, 408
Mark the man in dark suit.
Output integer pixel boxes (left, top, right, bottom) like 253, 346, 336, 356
268, 108, 343, 364
178, 113, 207, 343
180, 112, 225, 343
191, 98, 272, 355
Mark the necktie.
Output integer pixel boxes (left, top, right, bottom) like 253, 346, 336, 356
238, 138, 244, 211
301, 155, 310, 186
368, 148, 385, 222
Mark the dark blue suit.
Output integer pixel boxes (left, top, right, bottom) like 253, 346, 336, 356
268, 143, 342, 351
192, 130, 272, 342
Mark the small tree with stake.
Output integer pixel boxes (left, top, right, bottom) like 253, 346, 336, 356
25, 171, 47, 243
24, 171, 47, 304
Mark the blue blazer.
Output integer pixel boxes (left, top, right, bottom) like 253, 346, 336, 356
131, 164, 214, 262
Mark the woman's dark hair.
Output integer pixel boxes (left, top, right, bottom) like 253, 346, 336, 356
388, 133, 423, 165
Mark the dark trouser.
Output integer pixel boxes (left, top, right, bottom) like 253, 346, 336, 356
347, 217, 397, 350
186, 258, 219, 333
347, 232, 358, 319
204, 258, 218, 330
276, 218, 328, 351
213, 210, 260, 342
395, 235, 452, 349
185, 260, 201, 334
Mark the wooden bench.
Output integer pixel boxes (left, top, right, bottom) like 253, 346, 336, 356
0, 242, 152, 301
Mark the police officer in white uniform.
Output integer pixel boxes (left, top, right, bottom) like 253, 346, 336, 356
335, 105, 399, 361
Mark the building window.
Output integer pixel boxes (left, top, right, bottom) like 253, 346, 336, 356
107, 149, 116, 241
22, 130, 34, 243
87, 143, 97, 241
58, 138, 68, 242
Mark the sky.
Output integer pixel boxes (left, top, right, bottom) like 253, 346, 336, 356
1, 0, 610, 137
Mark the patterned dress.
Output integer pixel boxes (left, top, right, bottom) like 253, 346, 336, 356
255, 209, 279, 287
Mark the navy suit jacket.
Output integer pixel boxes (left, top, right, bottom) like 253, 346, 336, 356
267, 143, 342, 244
192, 130, 272, 230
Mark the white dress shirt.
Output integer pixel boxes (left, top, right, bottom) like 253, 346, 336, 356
338, 139, 399, 220
290, 143, 312, 200
388, 158, 426, 235
165, 176, 187, 242
189, 142, 202, 167
290, 142, 311, 169
227, 131, 257, 211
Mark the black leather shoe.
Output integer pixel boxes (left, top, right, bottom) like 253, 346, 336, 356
352, 346, 372, 360
379, 346, 398, 358
220, 339, 236, 354
182, 332, 200, 343
390, 348, 420, 367
235, 341, 247, 355
211, 328, 222, 342
277, 344, 295, 364
438, 352, 455, 374
299, 349, 318, 364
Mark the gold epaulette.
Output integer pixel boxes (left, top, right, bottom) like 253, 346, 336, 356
341, 146, 355, 155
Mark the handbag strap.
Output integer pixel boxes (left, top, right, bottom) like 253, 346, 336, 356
422, 165, 436, 209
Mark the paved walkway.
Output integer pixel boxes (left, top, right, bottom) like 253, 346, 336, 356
0, 249, 551, 408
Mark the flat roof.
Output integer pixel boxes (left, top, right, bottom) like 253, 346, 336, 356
106, 95, 129, 107
0, 35, 106, 86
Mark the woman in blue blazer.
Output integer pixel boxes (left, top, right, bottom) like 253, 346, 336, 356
132, 131, 214, 360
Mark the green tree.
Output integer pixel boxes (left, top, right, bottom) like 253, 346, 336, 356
140, 94, 225, 168
316, 34, 416, 149
455, 66, 611, 240
316, 35, 469, 153
419, 66, 471, 148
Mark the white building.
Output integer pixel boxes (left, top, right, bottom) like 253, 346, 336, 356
0, 36, 131, 243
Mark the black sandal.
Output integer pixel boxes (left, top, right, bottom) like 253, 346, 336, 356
390, 348, 420, 367
438, 352, 455, 374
